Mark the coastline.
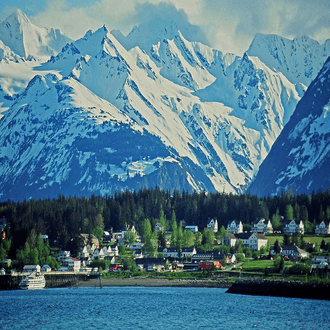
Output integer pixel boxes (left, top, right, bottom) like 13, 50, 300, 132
75, 277, 233, 288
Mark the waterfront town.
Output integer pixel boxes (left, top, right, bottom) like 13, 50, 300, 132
1, 214, 330, 284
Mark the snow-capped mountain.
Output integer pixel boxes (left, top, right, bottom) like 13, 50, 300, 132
248, 56, 330, 197
0, 9, 71, 60
0, 10, 70, 118
0, 9, 329, 201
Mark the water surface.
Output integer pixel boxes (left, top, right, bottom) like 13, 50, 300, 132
1, 287, 330, 329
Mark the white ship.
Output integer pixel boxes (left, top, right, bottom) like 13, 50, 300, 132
19, 271, 46, 290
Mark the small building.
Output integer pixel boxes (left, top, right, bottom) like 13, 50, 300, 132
135, 258, 167, 272
315, 221, 330, 235
278, 245, 309, 260
155, 222, 163, 233
207, 218, 218, 233
41, 264, 52, 272
23, 265, 41, 273
58, 251, 71, 262
200, 260, 222, 270
227, 220, 243, 234
185, 225, 198, 233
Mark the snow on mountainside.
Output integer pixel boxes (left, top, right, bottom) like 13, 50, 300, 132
248, 56, 330, 197
0, 9, 71, 60
247, 33, 330, 88
0, 9, 329, 201
0, 25, 265, 200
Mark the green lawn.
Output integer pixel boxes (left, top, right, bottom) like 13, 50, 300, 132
266, 235, 330, 246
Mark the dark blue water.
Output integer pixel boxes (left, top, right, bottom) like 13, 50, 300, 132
1, 287, 330, 329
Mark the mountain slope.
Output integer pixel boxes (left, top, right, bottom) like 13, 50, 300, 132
248, 56, 330, 196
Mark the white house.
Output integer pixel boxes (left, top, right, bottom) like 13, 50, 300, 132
221, 233, 237, 247
251, 219, 273, 234
224, 233, 268, 251
248, 233, 268, 251
283, 220, 304, 234
207, 218, 218, 233
185, 226, 198, 233
67, 258, 81, 272
280, 245, 309, 259
162, 247, 180, 258
181, 247, 197, 258
227, 220, 243, 234
315, 221, 330, 235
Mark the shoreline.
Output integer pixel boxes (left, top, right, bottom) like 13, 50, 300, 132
75, 277, 233, 289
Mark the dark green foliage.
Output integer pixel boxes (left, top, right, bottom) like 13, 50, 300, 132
286, 263, 311, 275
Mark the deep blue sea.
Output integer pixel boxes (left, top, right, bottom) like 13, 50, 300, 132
1, 287, 330, 329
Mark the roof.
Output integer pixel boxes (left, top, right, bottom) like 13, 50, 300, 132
226, 232, 236, 239
71, 258, 80, 261
235, 233, 251, 240
135, 258, 167, 265
251, 233, 267, 239
181, 247, 196, 252
165, 247, 179, 252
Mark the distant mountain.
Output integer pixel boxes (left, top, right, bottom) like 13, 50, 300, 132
248, 56, 330, 196
247, 33, 330, 87
0, 9, 71, 60
111, 3, 209, 52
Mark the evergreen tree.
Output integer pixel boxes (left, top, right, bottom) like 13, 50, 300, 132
283, 233, 291, 245
170, 213, 178, 247
274, 239, 281, 254
285, 205, 294, 221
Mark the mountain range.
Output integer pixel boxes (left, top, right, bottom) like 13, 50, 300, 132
0, 9, 329, 201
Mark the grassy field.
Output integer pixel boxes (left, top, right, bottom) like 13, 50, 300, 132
266, 235, 330, 245
241, 260, 274, 271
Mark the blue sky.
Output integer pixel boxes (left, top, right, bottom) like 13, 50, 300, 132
1, 0, 330, 55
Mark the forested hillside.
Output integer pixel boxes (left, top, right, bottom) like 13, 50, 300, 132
1, 188, 330, 264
